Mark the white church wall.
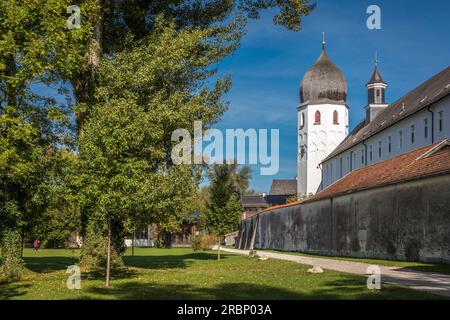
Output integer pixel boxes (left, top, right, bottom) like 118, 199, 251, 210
322, 95, 450, 189
298, 103, 348, 196
297, 105, 309, 196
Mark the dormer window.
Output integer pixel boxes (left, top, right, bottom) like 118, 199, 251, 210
314, 111, 321, 125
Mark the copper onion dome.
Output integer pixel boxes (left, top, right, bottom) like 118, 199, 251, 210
300, 48, 347, 105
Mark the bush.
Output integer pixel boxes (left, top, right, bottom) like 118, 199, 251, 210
191, 237, 201, 251
78, 225, 124, 270
192, 234, 216, 251
0, 229, 24, 280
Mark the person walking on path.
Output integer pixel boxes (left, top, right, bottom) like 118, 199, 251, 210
33, 239, 39, 252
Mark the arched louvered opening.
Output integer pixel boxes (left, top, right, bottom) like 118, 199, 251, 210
333, 110, 339, 124
314, 110, 321, 125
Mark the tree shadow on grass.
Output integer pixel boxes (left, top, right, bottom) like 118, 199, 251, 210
20, 250, 233, 274
0, 283, 31, 300
23, 256, 78, 274
123, 252, 233, 270
80, 282, 308, 300
83, 268, 139, 282
77, 279, 363, 300
75, 275, 440, 300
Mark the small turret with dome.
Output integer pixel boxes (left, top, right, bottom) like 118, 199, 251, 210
365, 51, 388, 123
300, 34, 347, 105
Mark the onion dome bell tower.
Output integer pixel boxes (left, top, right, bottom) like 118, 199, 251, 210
365, 52, 388, 123
300, 41, 347, 105
297, 33, 349, 197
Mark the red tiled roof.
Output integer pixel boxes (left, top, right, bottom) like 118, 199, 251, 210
243, 141, 450, 219
310, 140, 450, 201
242, 199, 306, 219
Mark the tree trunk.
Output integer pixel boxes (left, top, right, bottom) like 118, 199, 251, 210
165, 231, 172, 248
217, 236, 221, 261
72, 0, 105, 137
105, 219, 111, 288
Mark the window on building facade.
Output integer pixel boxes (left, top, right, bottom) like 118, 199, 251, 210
424, 118, 428, 138
361, 149, 364, 164
399, 130, 403, 149
333, 110, 339, 124
388, 136, 392, 153
314, 111, 321, 125
378, 141, 382, 157
369, 145, 373, 161
330, 163, 333, 180
300, 112, 305, 128
439, 111, 443, 132
411, 125, 415, 144
339, 157, 343, 177
350, 151, 354, 171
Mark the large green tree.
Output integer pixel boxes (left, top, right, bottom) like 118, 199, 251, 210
1, 0, 315, 282
0, 0, 90, 278
76, 19, 236, 284
72, 0, 314, 279
72, 0, 316, 135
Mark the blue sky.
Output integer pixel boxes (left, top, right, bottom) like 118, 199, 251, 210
212, 0, 450, 192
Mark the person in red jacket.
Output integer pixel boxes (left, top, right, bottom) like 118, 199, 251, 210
33, 239, 39, 251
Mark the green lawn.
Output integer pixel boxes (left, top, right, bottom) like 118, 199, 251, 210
0, 248, 443, 300
255, 249, 450, 275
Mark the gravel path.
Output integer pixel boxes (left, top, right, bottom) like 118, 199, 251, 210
218, 246, 450, 298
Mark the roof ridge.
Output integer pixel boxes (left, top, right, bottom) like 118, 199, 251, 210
321, 66, 450, 163
415, 139, 450, 160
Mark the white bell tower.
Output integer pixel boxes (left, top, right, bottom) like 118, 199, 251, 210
297, 34, 349, 197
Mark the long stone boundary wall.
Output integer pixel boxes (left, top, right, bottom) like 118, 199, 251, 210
236, 174, 450, 263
